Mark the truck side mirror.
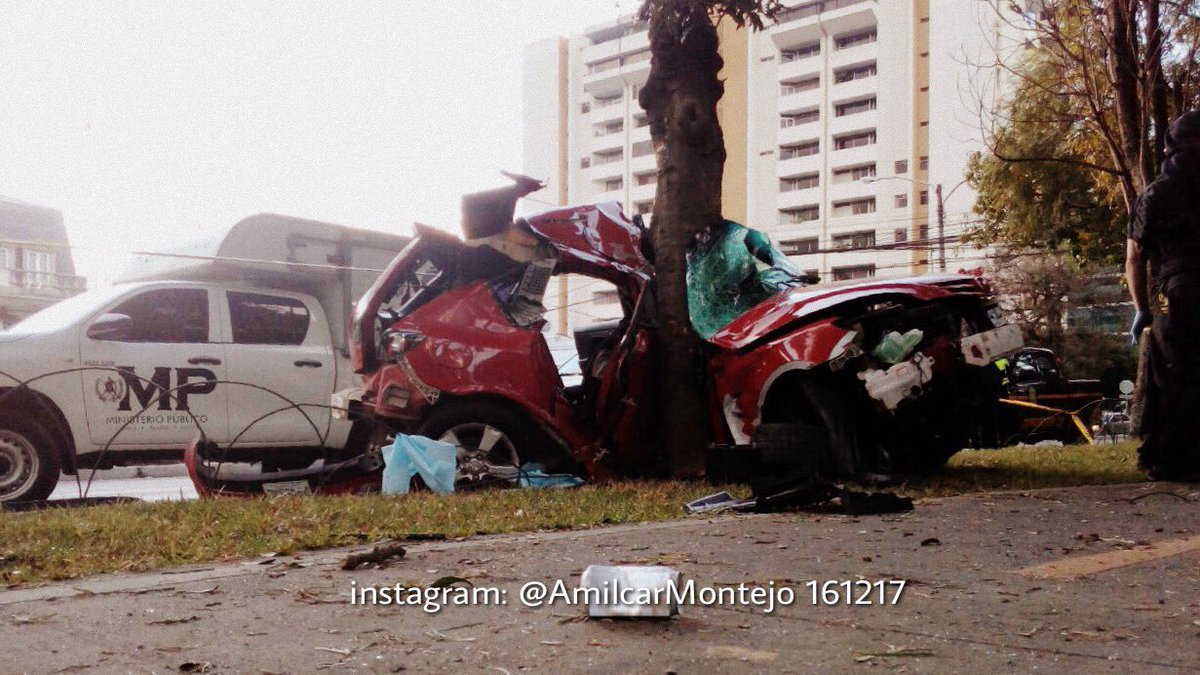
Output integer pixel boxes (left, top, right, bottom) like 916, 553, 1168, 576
87, 313, 134, 341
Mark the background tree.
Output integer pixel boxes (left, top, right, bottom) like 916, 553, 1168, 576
636, 0, 778, 477
972, 0, 1200, 230
989, 249, 1084, 354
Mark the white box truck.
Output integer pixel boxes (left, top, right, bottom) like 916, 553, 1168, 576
0, 214, 407, 502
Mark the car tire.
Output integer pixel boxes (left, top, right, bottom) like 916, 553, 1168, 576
416, 399, 578, 488
0, 413, 61, 503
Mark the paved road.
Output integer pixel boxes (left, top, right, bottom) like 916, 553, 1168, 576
3, 482, 1198, 673
48, 467, 197, 502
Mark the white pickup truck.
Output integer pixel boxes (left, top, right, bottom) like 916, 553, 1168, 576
0, 214, 407, 502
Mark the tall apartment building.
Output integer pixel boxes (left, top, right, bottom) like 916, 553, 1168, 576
0, 196, 86, 328
523, 0, 1014, 333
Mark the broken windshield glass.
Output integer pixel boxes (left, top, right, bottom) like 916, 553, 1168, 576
686, 220, 807, 339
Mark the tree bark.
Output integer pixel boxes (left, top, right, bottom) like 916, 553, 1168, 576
1144, 0, 1170, 176
639, 6, 726, 478
1106, 0, 1148, 203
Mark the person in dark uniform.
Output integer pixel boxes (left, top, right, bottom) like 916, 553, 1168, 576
1126, 110, 1200, 481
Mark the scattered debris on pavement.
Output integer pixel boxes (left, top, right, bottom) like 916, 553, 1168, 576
341, 541, 407, 571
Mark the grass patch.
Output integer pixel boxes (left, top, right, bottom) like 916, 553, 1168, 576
0, 443, 1143, 586
0, 481, 727, 586
903, 441, 1142, 497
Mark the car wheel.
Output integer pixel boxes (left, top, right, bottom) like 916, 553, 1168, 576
417, 400, 575, 489
0, 415, 61, 503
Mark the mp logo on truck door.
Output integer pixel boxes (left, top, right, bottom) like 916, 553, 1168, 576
92, 367, 217, 411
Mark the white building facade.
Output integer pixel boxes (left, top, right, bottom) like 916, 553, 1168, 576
523, 0, 1016, 333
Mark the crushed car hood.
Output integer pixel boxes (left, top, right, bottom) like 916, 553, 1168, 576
521, 202, 649, 278
708, 274, 986, 351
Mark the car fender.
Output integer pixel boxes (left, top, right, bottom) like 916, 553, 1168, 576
711, 318, 856, 443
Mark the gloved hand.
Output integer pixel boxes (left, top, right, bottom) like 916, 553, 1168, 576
1130, 310, 1151, 346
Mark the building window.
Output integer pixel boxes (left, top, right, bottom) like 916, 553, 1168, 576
779, 237, 819, 255
919, 120, 929, 127
588, 57, 621, 75
580, 102, 591, 114
780, 109, 819, 127
832, 198, 876, 217
804, 269, 820, 280
832, 264, 877, 281
895, 228, 908, 244
780, 140, 820, 159
834, 130, 876, 150
835, 97, 877, 117
832, 230, 876, 250
894, 194, 908, 208
635, 172, 657, 186
580, 157, 591, 169
22, 250, 54, 289
632, 140, 655, 157
832, 163, 876, 183
634, 114, 650, 128
834, 62, 877, 84
635, 200, 654, 215
593, 289, 620, 306
919, 190, 929, 205
781, 76, 820, 96
919, 224, 930, 241
594, 120, 623, 137
835, 29, 877, 50
895, 159, 908, 174
919, 155, 929, 170
593, 149, 624, 165
598, 177, 623, 192
780, 173, 819, 192
594, 94, 622, 109
780, 206, 820, 224
781, 42, 820, 62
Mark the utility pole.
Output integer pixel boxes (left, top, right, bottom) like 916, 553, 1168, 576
935, 183, 946, 272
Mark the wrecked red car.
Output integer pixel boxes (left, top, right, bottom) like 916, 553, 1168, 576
333, 178, 1023, 486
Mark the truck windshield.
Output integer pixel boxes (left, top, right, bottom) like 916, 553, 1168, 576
6, 285, 134, 335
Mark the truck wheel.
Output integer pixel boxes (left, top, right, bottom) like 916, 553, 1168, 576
417, 400, 576, 489
0, 415, 60, 503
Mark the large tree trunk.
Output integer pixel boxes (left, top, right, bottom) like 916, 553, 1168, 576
638, 7, 726, 478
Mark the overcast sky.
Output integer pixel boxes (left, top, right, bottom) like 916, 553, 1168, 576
1, 1, 637, 285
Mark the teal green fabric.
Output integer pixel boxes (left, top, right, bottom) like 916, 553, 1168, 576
686, 221, 805, 339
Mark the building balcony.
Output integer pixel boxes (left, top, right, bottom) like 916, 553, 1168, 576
631, 124, 651, 143
770, 0, 876, 46
630, 181, 657, 204
583, 50, 652, 96
590, 130, 625, 153
778, 118, 821, 146
775, 153, 821, 177
777, 185, 822, 210
826, 177, 875, 203
830, 39, 878, 70
1, 268, 86, 298
777, 89, 822, 116
588, 97, 626, 123
629, 151, 657, 174
777, 54, 821, 83
591, 188, 626, 206
588, 157, 625, 180
828, 142, 876, 168
830, 74, 877, 102
828, 109, 878, 137
581, 28, 650, 69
